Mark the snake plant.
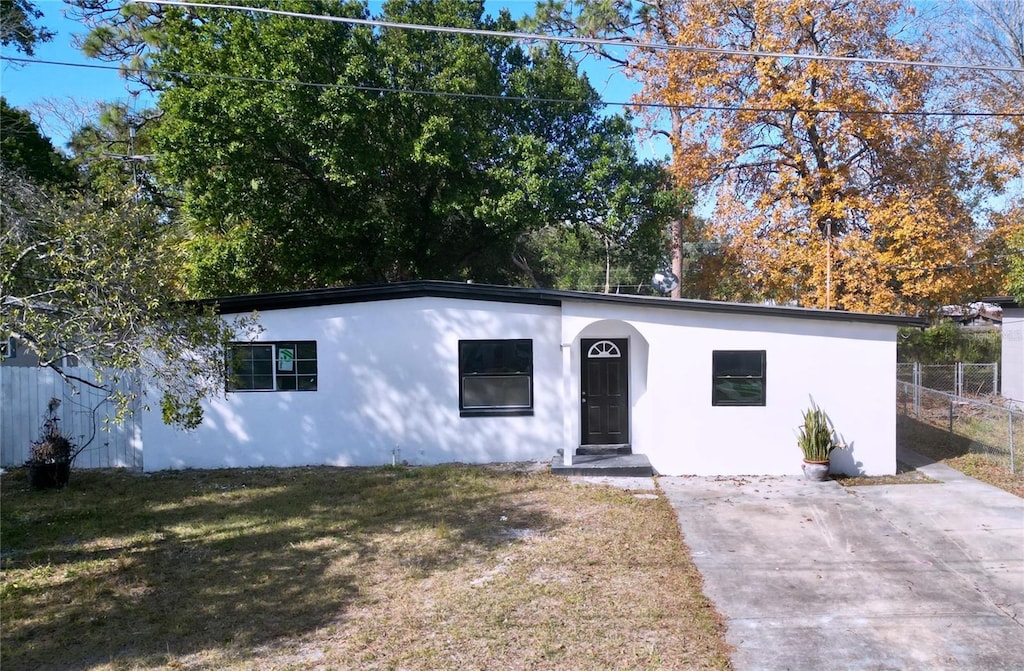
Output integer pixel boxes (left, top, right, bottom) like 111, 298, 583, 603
797, 398, 843, 462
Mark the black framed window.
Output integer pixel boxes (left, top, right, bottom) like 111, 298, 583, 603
1, 337, 16, 359
227, 341, 317, 392
712, 350, 766, 406
459, 339, 533, 416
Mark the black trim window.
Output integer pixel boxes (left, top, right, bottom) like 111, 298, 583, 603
459, 339, 533, 416
712, 350, 766, 406
227, 341, 317, 392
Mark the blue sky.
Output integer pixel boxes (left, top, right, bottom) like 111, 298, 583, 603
1, 1, 154, 141
1, 1, 661, 155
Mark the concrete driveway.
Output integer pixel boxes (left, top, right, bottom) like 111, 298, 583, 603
659, 450, 1024, 671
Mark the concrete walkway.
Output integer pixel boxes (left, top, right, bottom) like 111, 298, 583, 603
659, 451, 1024, 671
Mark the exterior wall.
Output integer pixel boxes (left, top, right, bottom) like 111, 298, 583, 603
562, 301, 898, 476
141, 297, 563, 471
142, 291, 900, 475
1003, 307, 1024, 406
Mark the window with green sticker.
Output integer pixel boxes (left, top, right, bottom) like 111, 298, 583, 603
227, 341, 317, 391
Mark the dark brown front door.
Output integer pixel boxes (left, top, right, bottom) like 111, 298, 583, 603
581, 338, 629, 445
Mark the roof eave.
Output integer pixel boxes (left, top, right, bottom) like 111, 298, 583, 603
982, 296, 1021, 309
200, 280, 926, 328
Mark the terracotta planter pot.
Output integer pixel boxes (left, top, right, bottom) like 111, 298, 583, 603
802, 460, 830, 482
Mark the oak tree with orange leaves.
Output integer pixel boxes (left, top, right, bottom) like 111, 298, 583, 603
535, 0, 1018, 314
941, 0, 1024, 302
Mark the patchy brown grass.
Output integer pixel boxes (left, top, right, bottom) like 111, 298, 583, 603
898, 416, 1023, 498
940, 454, 1024, 498
833, 470, 940, 487
0, 465, 732, 671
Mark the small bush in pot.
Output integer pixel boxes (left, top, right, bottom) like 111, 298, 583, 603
26, 398, 78, 490
797, 398, 844, 481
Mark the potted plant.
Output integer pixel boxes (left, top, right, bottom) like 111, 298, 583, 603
25, 398, 78, 490
797, 398, 844, 481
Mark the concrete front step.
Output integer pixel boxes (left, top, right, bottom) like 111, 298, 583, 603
575, 444, 632, 456
549, 453, 654, 477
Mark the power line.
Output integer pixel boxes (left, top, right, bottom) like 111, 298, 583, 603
5, 56, 1022, 118
142, 0, 1024, 75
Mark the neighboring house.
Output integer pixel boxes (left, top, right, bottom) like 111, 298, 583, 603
986, 296, 1023, 408
0, 335, 80, 369
140, 281, 922, 476
939, 302, 1003, 327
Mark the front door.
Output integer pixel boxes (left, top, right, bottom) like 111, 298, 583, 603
580, 338, 629, 445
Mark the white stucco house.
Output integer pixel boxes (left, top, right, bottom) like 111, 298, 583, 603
140, 281, 923, 476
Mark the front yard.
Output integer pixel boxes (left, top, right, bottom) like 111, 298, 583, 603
0, 465, 731, 670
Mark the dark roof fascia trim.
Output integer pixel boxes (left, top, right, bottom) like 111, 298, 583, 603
982, 296, 1021, 309
201, 282, 562, 314
202, 281, 926, 327
550, 289, 925, 327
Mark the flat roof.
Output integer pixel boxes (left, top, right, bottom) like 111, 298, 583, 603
201, 280, 926, 327
982, 296, 1021, 309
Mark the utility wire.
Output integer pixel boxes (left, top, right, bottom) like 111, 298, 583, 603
5, 56, 1022, 118
142, 0, 1024, 75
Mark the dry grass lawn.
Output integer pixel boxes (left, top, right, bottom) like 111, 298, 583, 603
0, 465, 732, 670
898, 416, 1024, 498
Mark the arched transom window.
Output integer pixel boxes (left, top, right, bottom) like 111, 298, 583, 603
587, 340, 622, 359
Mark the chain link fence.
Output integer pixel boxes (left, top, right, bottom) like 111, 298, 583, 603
896, 362, 999, 397
897, 380, 1018, 474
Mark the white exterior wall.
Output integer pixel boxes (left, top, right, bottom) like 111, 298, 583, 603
561, 301, 898, 476
1002, 307, 1024, 406
142, 291, 900, 475
142, 297, 563, 471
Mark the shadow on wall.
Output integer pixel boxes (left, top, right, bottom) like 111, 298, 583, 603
828, 440, 863, 476
159, 300, 562, 469
330, 303, 562, 465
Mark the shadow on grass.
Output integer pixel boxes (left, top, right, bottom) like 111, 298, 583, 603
897, 415, 994, 463
0, 465, 558, 670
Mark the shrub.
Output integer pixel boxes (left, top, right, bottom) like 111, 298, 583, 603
27, 398, 76, 465
898, 322, 1000, 364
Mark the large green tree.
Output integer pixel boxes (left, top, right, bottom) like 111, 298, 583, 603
71, 0, 676, 296
0, 97, 76, 186
514, 115, 684, 292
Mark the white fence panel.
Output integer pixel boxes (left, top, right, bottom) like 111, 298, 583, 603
0, 365, 142, 470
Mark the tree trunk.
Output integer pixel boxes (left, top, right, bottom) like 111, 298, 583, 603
670, 215, 683, 299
